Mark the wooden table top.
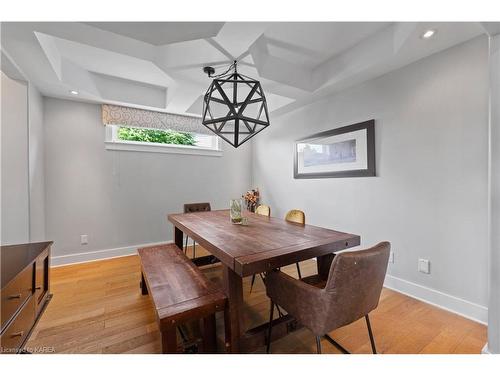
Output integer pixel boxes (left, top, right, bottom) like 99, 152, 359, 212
168, 210, 360, 277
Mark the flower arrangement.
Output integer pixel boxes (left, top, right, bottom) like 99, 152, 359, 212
242, 188, 260, 212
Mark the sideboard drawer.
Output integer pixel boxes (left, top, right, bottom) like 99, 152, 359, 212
1, 265, 33, 331
0, 296, 35, 353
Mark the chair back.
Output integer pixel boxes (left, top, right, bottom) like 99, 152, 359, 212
255, 204, 271, 217
184, 202, 211, 213
285, 209, 305, 224
324, 242, 390, 329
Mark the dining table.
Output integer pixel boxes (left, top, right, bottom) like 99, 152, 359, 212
167, 209, 360, 353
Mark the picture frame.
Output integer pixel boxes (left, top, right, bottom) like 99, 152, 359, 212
294, 119, 375, 179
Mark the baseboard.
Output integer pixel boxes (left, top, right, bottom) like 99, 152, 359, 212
384, 274, 488, 325
50, 240, 173, 267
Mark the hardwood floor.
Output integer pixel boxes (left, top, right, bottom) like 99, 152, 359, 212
26, 247, 486, 354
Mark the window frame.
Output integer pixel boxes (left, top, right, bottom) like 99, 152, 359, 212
104, 125, 222, 157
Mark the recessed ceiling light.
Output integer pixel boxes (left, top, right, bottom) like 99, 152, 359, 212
69, 90, 79, 95
421, 29, 436, 39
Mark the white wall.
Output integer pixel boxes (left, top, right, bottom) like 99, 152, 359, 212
253, 36, 490, 321
28, 84, 46, 241
1, 71, 30, 245
487, 33, 500, 354
43, 98, 252, 264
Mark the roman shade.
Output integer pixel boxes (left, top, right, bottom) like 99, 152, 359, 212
102, 104, 213, 135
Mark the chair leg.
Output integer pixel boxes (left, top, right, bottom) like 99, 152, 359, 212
316, 336, 322, 354
365, 314, 377, 354
250, 274, 256, 293
177, 325, 188, 343
184, 236, 188, 254
324, 333, 350, 354
193, 241, 196, 259
266, 301, 275, 353
296, 262, 302, 279
275, 304, 284, 318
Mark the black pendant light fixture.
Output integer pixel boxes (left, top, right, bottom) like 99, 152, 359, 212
202, 61, 270, 148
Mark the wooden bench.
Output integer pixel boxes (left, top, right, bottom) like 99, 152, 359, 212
138, 244, 226, 353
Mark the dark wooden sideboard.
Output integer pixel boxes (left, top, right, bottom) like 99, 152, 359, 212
1, 241, 52, 354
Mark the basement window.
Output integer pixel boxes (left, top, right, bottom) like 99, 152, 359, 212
105, 125, 222, 156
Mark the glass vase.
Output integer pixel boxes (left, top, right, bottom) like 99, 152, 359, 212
230, 199, 243, 224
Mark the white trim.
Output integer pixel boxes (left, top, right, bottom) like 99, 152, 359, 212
384, 274, 488, 325
105, 140, 223, 156
50, 240, 172, 267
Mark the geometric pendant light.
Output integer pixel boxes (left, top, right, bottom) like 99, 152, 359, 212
202, 61, 270, 148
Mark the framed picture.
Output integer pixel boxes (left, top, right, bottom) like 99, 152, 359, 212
294, 120, 375, 179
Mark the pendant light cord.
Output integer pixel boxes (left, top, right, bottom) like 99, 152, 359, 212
210, 60, 237, 78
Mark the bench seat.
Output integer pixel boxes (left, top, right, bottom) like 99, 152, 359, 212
138, 243, 226, 353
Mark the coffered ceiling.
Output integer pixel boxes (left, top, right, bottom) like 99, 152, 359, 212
0, 22, 493, 117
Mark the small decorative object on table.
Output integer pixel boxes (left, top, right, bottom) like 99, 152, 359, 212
242, 188, 260, 212
230, 199, 243, 224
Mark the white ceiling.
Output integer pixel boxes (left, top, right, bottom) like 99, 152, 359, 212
264, 22, 391, 68
83, 22, 225, 45
0, 22, 494, 117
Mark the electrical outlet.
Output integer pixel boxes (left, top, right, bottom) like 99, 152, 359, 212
80, 234, 88, 245
388, 252, 394, 264
418, 258, 430, 274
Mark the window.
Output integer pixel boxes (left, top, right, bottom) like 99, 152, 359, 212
105, 125, 221, 156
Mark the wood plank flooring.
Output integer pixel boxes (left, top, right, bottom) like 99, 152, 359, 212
26, 246, 486, 354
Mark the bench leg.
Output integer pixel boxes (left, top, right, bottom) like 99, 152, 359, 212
161, 328, 178, 353
140, 272, 148, 295
201, 315, 217, 353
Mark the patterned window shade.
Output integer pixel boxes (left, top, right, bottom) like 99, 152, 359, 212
102, 104, 213, 135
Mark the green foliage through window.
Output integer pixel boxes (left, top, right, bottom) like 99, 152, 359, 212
117, 127, 196, 146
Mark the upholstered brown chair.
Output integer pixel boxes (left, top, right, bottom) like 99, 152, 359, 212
265, 241, 390, 354
250, 204, 272, 293
183, 202, 211, 259
285, 209, 306, 279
